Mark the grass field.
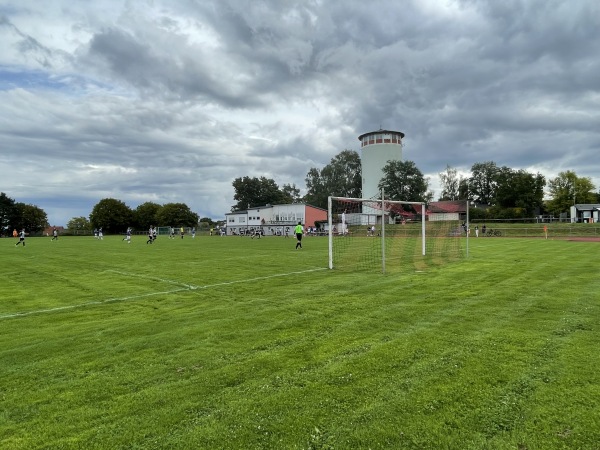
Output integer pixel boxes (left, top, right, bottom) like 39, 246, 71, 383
1, 233, 600, 449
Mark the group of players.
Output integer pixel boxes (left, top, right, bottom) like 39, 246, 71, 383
12, 227, 60, 247
11, 223, 305, 249
145, 226, 196, 244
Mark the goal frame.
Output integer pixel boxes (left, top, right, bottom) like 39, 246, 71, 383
328, 194, 426, 273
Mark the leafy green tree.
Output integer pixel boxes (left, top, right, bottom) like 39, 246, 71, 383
574, 176, 596, 204
468, 207, 487, 221
458, 178, 470, 201
378, 160, 430, 203
494, 167, 545, 215
282, 183, 302, 203
546, 171, 597, 216
438, 165, 462, 201
134, 202, 162, 230
89, 198, 134, 234
469, 161, 499, 205
231, 176, 289, 211
486, 205, 530, 219
67, 216, 91, 232
304, 167, 326, 207
304, 150, 362, 209
198, 217, 216, 231
13, 203, 48, 233
0, 192, 17, 233
156, 203, 199, 227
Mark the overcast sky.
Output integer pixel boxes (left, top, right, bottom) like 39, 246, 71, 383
1, 0, 599, 226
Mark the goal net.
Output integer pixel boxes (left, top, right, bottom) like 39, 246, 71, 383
328, 196, 465, 274
156, 226, 194, 236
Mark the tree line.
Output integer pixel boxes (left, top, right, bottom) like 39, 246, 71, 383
0, 192, 49, 235
0, 193, 208, 235
68, 199, 204, 234
233, 151, 599, 219
3, 151, 598, 234
438, 162, 599, 218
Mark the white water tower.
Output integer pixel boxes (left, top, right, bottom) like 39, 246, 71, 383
358, 128, 404, 199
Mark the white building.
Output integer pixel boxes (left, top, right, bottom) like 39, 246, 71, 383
225, 203, 327, 235
570, 204, 600, 223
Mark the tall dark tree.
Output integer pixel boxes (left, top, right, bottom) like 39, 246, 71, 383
13, 203, 48, 233
304, 167, 326, 208
231, 176, 288, 211
378, 160, 430, 202
304, 150, 362, 209
469, 161, 499, 205
282, 183, 301, 203
0, 192, 17, 233
494, 167, 545, 214
134, 202, 162, 230
438, 165, 462, 201
458, 178, 470, 201
156, 203, 199, 227
89, 198, 134, 234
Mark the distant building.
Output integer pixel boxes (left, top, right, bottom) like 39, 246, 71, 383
570, 204, 600, 223
224, 203, 327, 235
428, 201, 468, 222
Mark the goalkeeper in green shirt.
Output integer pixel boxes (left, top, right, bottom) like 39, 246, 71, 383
294, 222, 303, 249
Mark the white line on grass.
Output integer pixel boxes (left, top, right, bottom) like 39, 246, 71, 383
0, 288, 189, 320
0, 267, 327, 320
193, 267, 327, 289
105, 269, 199, 289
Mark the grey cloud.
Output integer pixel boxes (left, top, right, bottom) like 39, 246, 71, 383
1, 0, 599, 226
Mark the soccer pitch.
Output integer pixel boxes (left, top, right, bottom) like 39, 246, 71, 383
1, 234, 599, 449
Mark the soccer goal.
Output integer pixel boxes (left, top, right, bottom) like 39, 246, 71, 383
328, 195, 466, 274
156, 226, 171, 236
156, 226, 194, 236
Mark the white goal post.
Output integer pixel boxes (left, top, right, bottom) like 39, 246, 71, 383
328, 195, 426, 273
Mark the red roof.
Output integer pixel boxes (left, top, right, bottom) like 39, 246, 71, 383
428, 201, 467, 214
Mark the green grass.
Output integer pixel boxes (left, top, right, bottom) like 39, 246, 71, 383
472, 223, 600, 238
1, 234, 600, 449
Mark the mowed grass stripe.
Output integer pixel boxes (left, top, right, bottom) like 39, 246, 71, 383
0, 267, 328, 320
1, 235, 327, 317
